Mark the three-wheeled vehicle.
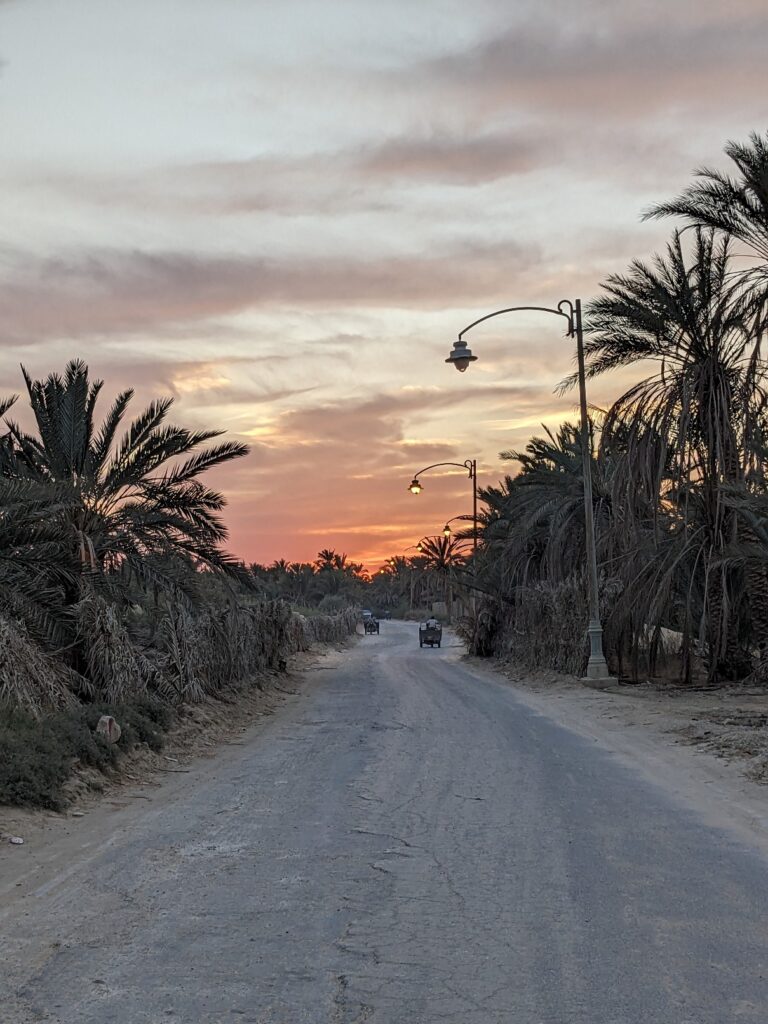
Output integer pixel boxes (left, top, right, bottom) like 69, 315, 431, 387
419, 621, 442, 648
364, 617, 380, 634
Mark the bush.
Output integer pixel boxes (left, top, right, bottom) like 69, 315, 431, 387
0, 698, 176, 809
0, 709, 73, 809
0, 707, 119, 809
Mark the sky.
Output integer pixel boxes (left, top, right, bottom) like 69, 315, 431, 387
1, 0, 767, 570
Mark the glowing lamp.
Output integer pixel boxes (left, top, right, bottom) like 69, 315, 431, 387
408, 478, 422, 494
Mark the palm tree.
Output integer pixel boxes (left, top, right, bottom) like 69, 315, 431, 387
0, 476, 76, 647
2, 360, 249, 598
581, 229, 766, 678
314, 549, 338, 571
645, 131, 768, 274
415, 535, 466, 618
497, 421, 615, 588
287, 562, 320, 605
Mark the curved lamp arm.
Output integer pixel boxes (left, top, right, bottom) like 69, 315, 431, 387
458, 301, 576, 340
411, 459, 475, 479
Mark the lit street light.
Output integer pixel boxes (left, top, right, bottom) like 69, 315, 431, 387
442, 515, 472, 539
446, 299, 616, 688
407, 460, 478, 552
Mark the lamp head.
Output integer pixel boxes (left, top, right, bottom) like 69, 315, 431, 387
445, 338, 477, 373
408, 478, 422, 495
443, 524, 451, 537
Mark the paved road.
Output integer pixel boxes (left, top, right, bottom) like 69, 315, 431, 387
3, 622, 768, 1023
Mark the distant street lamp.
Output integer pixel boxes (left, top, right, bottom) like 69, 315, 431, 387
446, 299, 616, 687
407, 460, 478, 552
442, 515, 472, 539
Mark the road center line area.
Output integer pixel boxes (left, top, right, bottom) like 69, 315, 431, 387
2, 621, 768, 1023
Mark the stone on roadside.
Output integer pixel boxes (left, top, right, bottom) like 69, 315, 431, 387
95, 715, 121, 743
8, 835, 24, 845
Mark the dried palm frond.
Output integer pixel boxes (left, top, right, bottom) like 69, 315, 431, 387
75, 588, 153, 703
0, 617, 77, 715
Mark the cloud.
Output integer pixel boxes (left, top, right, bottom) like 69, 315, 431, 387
353, 130, 545, 184
0, 239, 541, 343
20, 126, 549, 223
399, 13, 768, 119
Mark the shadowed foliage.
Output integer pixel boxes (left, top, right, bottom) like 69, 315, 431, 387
463, 133, 768, 683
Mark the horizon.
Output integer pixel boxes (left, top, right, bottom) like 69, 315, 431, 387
2, 0, 766, 571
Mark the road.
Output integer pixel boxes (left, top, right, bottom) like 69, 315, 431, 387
2, 621, 768, 1023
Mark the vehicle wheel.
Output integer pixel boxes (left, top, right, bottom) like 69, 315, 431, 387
437, 642, 441, 647
419, 641, 423, 647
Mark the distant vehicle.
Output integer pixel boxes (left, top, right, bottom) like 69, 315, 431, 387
364, 618, 380, 635
362, 609, 373, 619
419, 620, 442, 648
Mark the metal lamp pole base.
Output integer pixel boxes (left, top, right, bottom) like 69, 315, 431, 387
582, 621, 617, 688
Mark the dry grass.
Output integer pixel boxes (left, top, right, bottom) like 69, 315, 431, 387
0, 616, 75, 716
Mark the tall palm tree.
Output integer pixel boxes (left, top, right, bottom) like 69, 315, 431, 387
582, 229, 766, 678
3, 360, 249, 598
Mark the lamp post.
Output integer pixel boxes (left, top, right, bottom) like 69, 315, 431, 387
446, 299, 616, 688
442, 515, 473, 540
408, 460, 478, 553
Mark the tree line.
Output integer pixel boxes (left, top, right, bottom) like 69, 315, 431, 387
461, 132, 768, 684
251, 537, 468, 618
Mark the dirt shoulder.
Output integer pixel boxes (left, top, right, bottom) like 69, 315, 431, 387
464, 653, 768, 852
0, 642, 351, 908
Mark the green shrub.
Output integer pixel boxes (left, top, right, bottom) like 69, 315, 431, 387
49, 709, 119, 771
0, 697, 177, 809
0, 709, 73, 810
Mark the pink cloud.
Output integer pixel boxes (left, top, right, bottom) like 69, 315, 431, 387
0, 240, 541, 343
401, 14, 768, 119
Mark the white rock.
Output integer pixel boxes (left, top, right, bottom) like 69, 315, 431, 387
8, 836, 24, 845
95, 715, 121, 743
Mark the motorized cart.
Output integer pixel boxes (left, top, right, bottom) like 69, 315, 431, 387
419, 622, 442, 648
364, 618, 380, 634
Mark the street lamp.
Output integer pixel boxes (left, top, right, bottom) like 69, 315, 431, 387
407, 460, 478, 552
446, 298, 616, 688
442, 515, 472, 539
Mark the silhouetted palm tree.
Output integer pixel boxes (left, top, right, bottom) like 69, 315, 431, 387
582, 229, 766, 677
645, 131, 768, 273
2, 360, 249, 598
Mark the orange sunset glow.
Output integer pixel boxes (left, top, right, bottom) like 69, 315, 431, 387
2, 1, 766, 571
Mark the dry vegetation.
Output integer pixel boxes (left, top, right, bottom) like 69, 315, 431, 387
0, 360, 359, 808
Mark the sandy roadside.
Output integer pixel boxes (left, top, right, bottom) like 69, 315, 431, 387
462, 653, 768, 854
